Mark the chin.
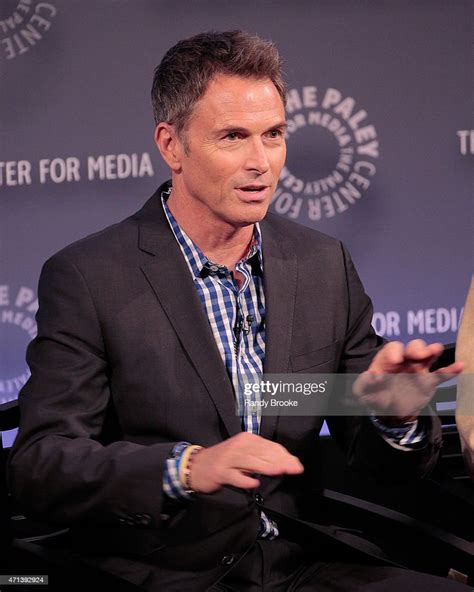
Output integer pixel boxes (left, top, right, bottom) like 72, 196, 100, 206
238, 203, 270, 225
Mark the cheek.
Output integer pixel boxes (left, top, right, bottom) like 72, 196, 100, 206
183, 155, 218, 189
271, 148, 286, 175
196, 152, 237, 179
211, 157, 245, 190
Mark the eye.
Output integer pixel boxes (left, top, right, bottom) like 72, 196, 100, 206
225, 132, 241, 141
267, 129, 284, 139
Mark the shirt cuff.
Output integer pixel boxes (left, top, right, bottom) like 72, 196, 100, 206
163, 441, 195, 500
369, 413, 426, 449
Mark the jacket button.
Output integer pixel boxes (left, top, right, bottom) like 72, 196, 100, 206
133, 513, 152, 526
221, 554, 235, 566
254, 493, 264, 505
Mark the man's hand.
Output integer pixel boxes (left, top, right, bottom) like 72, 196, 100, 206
188, 432, 304, 494
353, 340, 464, 421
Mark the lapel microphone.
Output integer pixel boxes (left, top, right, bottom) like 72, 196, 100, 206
235, 314, 254, 340
242, 314, 254, 335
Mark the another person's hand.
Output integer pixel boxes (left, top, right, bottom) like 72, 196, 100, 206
188, 432, 304, 494
353, 339, 464, 422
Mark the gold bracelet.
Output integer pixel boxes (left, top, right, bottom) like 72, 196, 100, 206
179, 445, 203, 492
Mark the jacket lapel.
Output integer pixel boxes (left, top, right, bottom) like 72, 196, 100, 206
136, 186, 241, 438
259, 217, 298, 441
134, 187, 298, 442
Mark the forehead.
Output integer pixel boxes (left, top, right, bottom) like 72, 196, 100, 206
190, 74, 285, 128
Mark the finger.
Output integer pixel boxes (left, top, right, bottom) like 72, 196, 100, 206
404, 340, 442, 363
368, 342, 404, 373
399, 342, 445, 375
432, 362, 464, 385
227, 470, 260, 490
279, 456, 304, 475
433, 361, 464, 374
404, 339, 428, 356
234, 454, 304, 476
234, 434, 304, 470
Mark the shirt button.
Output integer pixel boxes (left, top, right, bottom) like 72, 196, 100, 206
221, 554, 235, 566
254, 493, 264, 505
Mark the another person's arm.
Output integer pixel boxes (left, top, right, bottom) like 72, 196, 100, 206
456, 275, 474, 477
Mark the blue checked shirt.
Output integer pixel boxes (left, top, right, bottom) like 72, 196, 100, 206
159, 186, 424, 539
160, 188, 278, 538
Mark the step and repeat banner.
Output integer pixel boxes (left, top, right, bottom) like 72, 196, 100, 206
1, 0, 473, 407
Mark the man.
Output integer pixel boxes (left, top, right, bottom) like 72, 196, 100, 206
8, 31, 466, 591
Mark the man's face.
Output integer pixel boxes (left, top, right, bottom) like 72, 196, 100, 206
172, 74, 287, 228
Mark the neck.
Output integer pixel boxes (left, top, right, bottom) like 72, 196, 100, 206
166, 187, 254, 271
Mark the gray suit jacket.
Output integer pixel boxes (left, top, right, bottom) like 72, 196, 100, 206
8, 182, 442, 590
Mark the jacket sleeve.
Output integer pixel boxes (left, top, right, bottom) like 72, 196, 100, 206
325, 243, 443, 482
7, 253, 175, 529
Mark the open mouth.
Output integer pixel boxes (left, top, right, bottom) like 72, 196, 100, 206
237, 185, 268, 195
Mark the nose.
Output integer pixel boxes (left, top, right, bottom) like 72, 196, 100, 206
244, 137, 270, 175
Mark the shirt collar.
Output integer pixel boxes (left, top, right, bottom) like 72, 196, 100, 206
161, 187, 263, 279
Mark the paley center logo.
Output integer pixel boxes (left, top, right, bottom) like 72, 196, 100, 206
272, 86, 379, 221
0, 284, 37, 403
0, 0, 57, 61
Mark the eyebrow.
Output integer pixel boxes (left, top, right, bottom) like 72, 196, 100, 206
215, 122, 288, 136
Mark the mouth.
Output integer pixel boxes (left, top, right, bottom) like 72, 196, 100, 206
236, 184, 270, 201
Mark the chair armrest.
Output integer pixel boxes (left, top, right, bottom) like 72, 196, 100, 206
0, 400, 20, 432
322, 488, 473, 579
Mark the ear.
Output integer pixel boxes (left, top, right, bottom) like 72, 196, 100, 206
154, 123, 184, 172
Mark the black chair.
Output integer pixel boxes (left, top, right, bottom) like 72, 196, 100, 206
0, 401, 19, 557
0, 400, 144, 591
320, 344, 473, 584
